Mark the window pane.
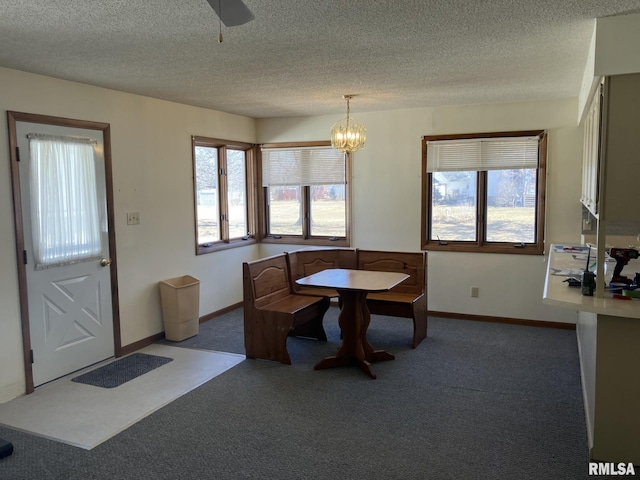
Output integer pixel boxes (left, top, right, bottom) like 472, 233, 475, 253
194, 146, 219, 243
29, 136, 102, 268
310, 184, 346, 237
430, 171, 477, 241
227, 149, 247, 238
268, 186, 302, 235
486, 169, 536, 243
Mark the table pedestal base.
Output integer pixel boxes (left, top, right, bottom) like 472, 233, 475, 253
314, 289, 394, 379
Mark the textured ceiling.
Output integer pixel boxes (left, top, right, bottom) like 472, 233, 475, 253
1, 1, 640, 118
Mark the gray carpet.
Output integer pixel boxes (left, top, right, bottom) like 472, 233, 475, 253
1, 307, 592, 479
71, 353, 173, 388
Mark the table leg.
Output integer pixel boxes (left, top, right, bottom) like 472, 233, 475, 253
314, 289, 394, 378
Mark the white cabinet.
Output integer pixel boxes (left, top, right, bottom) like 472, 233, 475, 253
581, 74, 640, 295
600, 73, 640, 232
581, 73, 640, 297
582, 73, 640, 234
581, 81, 602, 217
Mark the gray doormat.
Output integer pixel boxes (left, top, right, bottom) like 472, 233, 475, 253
71, 353, 173, 388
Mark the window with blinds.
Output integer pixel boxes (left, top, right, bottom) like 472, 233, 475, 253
421, 130, 546, 254
262, 146, 345, 186
261, 143, 349, 245
426, 136, 540, 172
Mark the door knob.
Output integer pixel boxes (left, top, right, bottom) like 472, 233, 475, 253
100, 258, 112, 267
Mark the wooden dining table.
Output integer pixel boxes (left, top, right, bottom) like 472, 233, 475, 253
296, 268, 409, 379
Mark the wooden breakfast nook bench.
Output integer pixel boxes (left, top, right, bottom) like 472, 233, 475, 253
286, 248, 428, 349
357, 250, 427, 349
242, 254, 330, 364
287, 248, 357, 299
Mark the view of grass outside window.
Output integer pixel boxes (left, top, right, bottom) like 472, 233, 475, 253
423, 131, 546, 254
267, 184, 346, 237
431, 171, 477, 242
485, 168, 536, 243
194, 145, 220, 243
262, 143, 349, 245
268, 186, 302, 235
310, 184, 346, 236
226, 149, 248, 239
193, 136, 255, 254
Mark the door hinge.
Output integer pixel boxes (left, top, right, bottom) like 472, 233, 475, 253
30, 349, 34, 364
23, 250, 27, 265
15, 146, 20, 162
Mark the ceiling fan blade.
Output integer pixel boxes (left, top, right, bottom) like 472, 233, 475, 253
206, 0, 255, 27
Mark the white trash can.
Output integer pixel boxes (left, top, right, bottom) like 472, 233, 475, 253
159, 275, 200, 341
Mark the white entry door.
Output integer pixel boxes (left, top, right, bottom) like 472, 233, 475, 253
17, 121, 115, 387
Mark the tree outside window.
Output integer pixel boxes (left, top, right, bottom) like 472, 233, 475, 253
192, 136, 256, 254
260, 142, 350, 247
422, 131, 546, 254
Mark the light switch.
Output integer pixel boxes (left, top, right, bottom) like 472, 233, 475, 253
126, 212, 140, 225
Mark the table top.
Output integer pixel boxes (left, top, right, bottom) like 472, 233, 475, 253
296, 268, 409, 292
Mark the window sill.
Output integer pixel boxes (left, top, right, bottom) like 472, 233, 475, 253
197, 237, 258, 255
422, 242, 544, 255
261, 236, 349, 248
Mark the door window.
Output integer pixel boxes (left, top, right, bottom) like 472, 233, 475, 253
28, 134, 102, 269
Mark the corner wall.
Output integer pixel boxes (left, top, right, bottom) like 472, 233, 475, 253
257, 98, 583, 324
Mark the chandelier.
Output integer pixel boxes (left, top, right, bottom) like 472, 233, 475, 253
330, 95, 367, 154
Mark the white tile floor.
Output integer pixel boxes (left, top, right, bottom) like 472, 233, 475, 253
0, 344, 244, 449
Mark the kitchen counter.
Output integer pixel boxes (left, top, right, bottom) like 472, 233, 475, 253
543, 244, 640, 463
543, 244, 640, 318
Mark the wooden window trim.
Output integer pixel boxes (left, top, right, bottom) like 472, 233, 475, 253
421, 130, 546, 255
258, 141, 351, 247
192, 136, 258, 255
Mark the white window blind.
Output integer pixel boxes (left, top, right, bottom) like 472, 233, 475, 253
426, 136, 540, 172
28, 133, 102, 269
262, 146, 345, 186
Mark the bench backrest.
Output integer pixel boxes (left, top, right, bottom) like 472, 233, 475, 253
243, 254, 292, 309
287, 248, 357, 290
357, 250, 426, 295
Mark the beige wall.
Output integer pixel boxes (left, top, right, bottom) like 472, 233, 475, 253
0, 68, 261, 402
0, 66, 585, 403
257, 98, 583, 322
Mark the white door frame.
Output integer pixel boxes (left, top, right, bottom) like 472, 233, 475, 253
7, 111, 121, 394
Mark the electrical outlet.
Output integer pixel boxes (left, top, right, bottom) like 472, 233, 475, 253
126, 212, 140, 225
470, 286, 479, 298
